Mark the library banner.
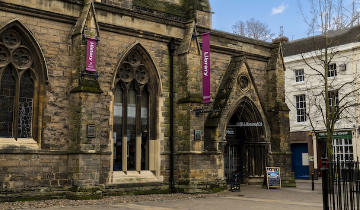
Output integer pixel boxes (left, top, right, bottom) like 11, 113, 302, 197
86, 38, 97, 72
202, 33, 211, 103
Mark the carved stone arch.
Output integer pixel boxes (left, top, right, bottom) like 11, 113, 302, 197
0, 19, 47, 142
220, 96, 271, 181
0, 19, 48, 83
111, 42, 162, 95
112, 42, 162, 174
112, 42, 161, 141
204, 56, 271, 151
218, 96, 271, 144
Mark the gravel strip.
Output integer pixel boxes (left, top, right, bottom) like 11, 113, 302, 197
0, 193, 218, 210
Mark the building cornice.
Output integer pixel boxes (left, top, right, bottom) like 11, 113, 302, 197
94, 2, 187, 29
0, 1, 77, 25
284, 42, 360, 63
0, 1, 272, 61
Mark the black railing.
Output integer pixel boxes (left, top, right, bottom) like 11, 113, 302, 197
322, 158, 360, 210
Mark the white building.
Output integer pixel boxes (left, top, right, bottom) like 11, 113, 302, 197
283, 26, 360, 179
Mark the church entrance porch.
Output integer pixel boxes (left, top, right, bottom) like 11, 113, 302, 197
224, 99, 267, 185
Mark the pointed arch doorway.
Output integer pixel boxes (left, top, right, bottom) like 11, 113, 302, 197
224, 98, 267, 184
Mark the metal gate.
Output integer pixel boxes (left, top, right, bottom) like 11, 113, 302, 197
224, 143, 242, 183
224, 98, 267, 183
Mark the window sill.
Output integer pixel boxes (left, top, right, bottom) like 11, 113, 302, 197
0, 138, 40, 150
110, 170, 163, 184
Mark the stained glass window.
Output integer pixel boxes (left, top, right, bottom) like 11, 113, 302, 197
18, 71, 34, 138
0, 26, 38, 140
0, 67, 16, 137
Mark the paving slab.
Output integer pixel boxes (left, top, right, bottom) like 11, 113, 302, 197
20, 180, 323, 210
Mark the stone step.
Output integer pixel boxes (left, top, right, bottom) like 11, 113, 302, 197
110, 171, 163, 184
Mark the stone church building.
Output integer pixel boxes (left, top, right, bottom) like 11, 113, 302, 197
0, 0, 293, 199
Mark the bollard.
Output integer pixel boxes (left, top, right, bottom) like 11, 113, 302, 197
312, 171, 314, 191
321, 158, 329, 210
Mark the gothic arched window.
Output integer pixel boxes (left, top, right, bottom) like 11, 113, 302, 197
113, 45, 158, 172
0, 21, 46, 141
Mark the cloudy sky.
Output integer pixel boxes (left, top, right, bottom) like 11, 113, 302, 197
209, 0, 354, 41
209, 0, 308, 40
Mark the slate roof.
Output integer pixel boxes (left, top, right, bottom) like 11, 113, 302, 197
283, 24, 360, 57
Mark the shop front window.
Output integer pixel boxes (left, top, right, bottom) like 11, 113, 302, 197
333, 137, 353, 167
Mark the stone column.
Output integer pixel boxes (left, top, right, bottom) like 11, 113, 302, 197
266, 37, 295, 187
68, 0, 105, 188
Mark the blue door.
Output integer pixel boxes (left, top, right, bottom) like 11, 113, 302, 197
291, 143, 309, 179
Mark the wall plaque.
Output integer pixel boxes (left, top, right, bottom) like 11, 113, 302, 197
194, 130, 202, 141
87, 124, 96, 138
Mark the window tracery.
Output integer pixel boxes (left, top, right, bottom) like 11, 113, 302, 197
0, 24, 40, 140
113, 47, 155, 172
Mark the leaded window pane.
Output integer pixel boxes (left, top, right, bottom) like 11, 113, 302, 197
141, 89, 149, 170
0, 67, 16, 137
17, 71, 33, 138
114, 47, 155, 172
113, 86, 123, 171
0, 26, 41, 141
127, 87, 136, 170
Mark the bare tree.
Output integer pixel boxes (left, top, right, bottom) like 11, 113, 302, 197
287, 0, 360, 159
232, 18, 274, 41
298, 0, 360, 35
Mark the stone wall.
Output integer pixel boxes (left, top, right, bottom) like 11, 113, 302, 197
0, 154, 70, 190
0, 0, 293, 197
98, 0, 132, 9
0, 11, 74, 151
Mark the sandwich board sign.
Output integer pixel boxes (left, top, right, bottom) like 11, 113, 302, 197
266, 167, 281, 189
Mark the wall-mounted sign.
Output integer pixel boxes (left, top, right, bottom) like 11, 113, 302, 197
86, 38, 97, 72
316, 131, 352, 139
87, 124, 96, 138
308, 155, 314, 161
226, 129, 235, 135
194, 130, 202, 141
266, 167, 281, 189
202, 33, 211, 104
236, 122, 263, 127
302, 153, 309, 166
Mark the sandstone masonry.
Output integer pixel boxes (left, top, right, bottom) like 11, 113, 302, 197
0, 0, 294, 200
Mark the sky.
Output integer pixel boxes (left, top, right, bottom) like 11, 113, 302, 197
209, 0, 354, 41
209, 0, 308, 40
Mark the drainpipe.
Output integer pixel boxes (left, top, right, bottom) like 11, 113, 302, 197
168, 38, 176, 193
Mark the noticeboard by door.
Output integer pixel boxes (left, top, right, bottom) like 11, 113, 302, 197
266, 167, 281, 189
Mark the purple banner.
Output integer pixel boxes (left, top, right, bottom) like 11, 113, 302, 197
86, 38, 97, 72
202, 33, 211, 104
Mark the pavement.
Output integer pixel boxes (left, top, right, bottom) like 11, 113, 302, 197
23, 180, 323, 210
